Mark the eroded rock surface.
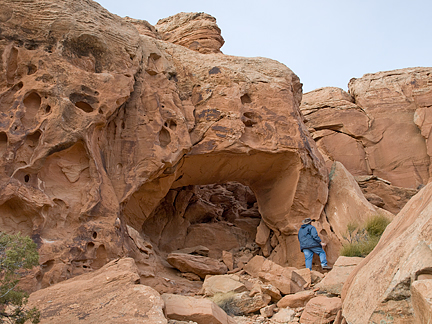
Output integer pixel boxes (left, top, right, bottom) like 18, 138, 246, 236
342, 181, 432, 323
301, 68, 432, 190
0, 0, 331, 291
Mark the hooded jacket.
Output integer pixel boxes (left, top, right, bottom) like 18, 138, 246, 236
298, 223, 322, 252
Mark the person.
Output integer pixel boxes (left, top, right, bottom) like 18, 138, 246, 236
298, 218, 332, 270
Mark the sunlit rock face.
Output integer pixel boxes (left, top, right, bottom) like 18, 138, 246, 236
0, 0, 330, 288
301, 68, 432, 190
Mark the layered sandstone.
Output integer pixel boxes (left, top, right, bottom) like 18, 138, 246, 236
0, 0, 330, 292
301, 68, 432, 190
156, 12, 225, 54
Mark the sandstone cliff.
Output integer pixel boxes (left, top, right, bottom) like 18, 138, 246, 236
0, 0, 331, 290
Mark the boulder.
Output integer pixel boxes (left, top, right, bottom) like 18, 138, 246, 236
411, 279, 432, 324
162, 293, 236, 324
276, 290, 315, 308
201, 274, 247, 296
300, 296, 342, 324
260, 283, 282, 302
155, 12, 225, 54
244, 256, 306, 295
26, 258, 166, 324
271, 308, 296, 323
260, 304, 276, 318
342, 182, 432, 323
315, 256, 364, 295
227, 291, 271, 315
167, 253, 228, 279
294, 268, 324, 288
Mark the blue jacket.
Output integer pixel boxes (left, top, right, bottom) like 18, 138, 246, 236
298, 224, 322, 251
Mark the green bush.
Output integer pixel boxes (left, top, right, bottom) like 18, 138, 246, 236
0, 232, 40, 324
340, 215, 390, 258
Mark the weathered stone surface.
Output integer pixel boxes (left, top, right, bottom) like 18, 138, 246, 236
302, 68, 432, 190
411, 279, 432, 324
244, 256, 306, 295
27, 258, 167, 324
325, 162, 394, 244
300, 296, 342, 324
167, 253, 228, 279
355, 175, 419, 214
162, 293, 236, 324
174, 245, 210, 257
229, 291, 271, 315
293, 268, 324, 288
276, 290, 315, 308
202, 274, 247, 296
156, 12, 225, 54
0, 0, 331, 290
260, 304, 276, 318
271, 308, 295, 323
342, 182, 432, 323
315, 256, 363, 295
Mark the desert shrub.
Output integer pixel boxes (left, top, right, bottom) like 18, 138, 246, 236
0, 232, 40, 324
210, 292, 241, 316
340, 215, 390, 258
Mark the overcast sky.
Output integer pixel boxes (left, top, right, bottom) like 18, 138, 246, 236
95, 0, 431, 93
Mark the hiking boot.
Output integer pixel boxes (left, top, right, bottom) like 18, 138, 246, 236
322, 265, 332, 270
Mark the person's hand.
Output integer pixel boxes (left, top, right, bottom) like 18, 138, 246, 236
321, 242, 327, 248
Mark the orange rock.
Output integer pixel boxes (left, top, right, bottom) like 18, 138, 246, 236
300, 296, 342, 324
156, 12, 225, 54
26, 258, 166, 324
162, 293, 236, 324
167, 252, 228, 279
342, 181, 432, 323
411, 279, 432, 324
244, 256, 306, 295
276, 290, 315, 308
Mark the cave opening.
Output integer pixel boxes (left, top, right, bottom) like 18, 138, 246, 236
141, 181, 262, 260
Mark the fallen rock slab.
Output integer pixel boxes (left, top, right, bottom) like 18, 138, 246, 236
315, 256, 363, 295
276, 290, 315, 308
201, 274, 247, 296
300, 296, 342, 324
167, 252, 228, 279
244, 256, 306, 295
162, 293, 236, 324
27, 258, 166, 324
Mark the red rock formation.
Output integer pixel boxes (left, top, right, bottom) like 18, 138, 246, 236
342, 182, 432, 323
0, 0, 330, 291
156, 12, 225, 54
302, 67, 432, 190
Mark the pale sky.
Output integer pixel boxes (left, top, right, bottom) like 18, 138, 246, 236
95, 0, 431, 93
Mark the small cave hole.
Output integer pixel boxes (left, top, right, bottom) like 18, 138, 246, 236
23, 92, 42, 111
24, 174, 30, 183
0, 132, 8, 143
45, 105, 51, 114
92, 231, 98, 239
121, 121, 125, 129
87, 242, 95, 253
13, 82, 24, 91
27, 64, 37, 75
241, 94, 252, 104
159, 127, 171, 147
75, 101, 94, 113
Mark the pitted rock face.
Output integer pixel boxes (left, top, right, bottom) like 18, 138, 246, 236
156, 12, 225, 54
0, 0, 330, 290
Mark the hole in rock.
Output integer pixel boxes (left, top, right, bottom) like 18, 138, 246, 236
23, 91, 41, 111
45, 105, 51, 114
159, 127, 171, 147
241, 93, 252, 104
0, 132, 8, 154
41, 260, 55, 272
92, 231, 97, 239
24, 174, 30, 183
86, 242, 95, 254
6, 47, 18, 84
27, 64, 37, 75
141, 182, 262, 260
75, 101, 93, 113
